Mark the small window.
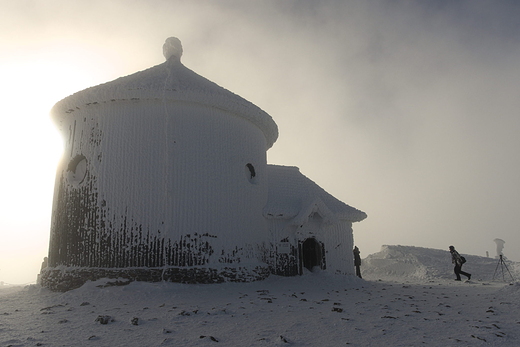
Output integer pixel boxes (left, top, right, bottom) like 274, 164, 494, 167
67, 154, 88, 186
245, 163, 257, 184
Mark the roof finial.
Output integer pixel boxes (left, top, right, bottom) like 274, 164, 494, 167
163, 37, 183, 61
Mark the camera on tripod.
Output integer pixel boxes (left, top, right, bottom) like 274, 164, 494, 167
493, 254, 514, 282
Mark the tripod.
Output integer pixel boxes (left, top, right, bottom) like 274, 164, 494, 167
493, 255, 515, 282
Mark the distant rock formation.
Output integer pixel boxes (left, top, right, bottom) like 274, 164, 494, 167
362, 245, 518, 282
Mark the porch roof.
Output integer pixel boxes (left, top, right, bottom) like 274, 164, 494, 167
264, 165, 367, 223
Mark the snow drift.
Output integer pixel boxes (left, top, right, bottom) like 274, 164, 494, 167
362, 245, 519, 282
2, 245, 520, 346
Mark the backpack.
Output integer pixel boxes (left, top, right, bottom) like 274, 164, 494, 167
460, 256, 466, 264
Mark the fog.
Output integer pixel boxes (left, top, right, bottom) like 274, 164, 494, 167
1, 0, 520, 284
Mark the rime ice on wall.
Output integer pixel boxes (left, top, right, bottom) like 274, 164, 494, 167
41, 37, 366, 291
264, 165, 367, 277
42, 38, 275, 291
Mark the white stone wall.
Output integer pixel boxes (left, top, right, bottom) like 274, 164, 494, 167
49, 99, 269, 271
266, 215, 355, 276
319, 221, 355, 275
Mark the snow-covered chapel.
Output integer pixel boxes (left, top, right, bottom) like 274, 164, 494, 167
40, 37, 367, 291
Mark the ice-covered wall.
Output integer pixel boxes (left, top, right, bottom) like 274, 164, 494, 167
264, 165, 365, 277
266, 214, 354, 276
42, 99, 271, 290
41, 38, 276, 291
40, 38, 366, 291
319, 222, 355, 276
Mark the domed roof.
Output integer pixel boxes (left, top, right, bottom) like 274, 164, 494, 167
52, 37, 278, 149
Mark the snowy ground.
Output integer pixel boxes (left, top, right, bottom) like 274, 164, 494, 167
1, 245, 519, 347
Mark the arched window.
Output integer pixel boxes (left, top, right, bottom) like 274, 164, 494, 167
245, 163, 257, 184
67, 154, 88, 186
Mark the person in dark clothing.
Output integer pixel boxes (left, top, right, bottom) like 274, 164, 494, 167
449, 245, 471, 281
353, 246, 362, 278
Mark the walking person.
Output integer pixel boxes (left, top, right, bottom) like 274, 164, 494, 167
449, 245, 471, 281
353, 246, 362, 278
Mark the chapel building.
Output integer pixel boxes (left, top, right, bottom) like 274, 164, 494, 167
40, 37, 366, 291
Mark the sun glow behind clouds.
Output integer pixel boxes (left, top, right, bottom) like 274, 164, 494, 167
0, 34, 153, 283
0, 57, 102, 284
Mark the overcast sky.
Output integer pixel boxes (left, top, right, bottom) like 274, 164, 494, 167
1, 0, 520, 284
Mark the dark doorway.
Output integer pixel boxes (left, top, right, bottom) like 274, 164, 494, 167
301, 238, 323, 272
